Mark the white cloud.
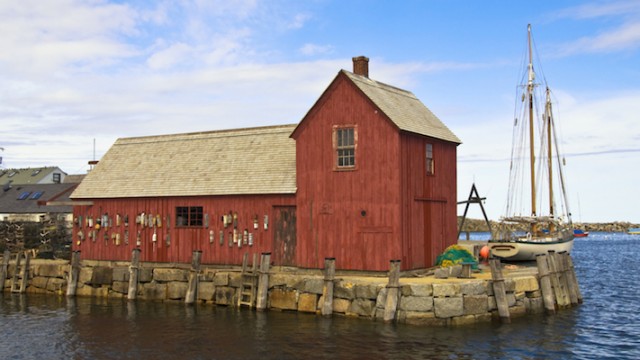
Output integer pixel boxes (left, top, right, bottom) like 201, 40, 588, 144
147, 42, 193, 70
0, 0, 139, 75
299, 43, 333, 56
555, 90, 640, 155
552, 0, 640, 55
288, 13, 311, 29
556, 0, 640, 19
559, 22, 640, 54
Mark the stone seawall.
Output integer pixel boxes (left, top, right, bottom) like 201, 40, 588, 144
0, 257, 552, 326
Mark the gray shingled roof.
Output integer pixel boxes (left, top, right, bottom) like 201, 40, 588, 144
71, 125, 297, 199
0, 183, 77, 214
343, 70, 461, 144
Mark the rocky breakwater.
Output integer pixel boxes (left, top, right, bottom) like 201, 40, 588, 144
458, 217, 639, 233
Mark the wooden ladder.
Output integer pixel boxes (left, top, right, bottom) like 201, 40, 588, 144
237, 253, 258, 308
11, 251, 31, 293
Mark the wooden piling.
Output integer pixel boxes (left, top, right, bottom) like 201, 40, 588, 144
546, 251, 569, 308
560, 252, 579, 306
459, 262, 473, 278
535, 254, 556, 314
489, 258, 511, 323
255, 252, 271, 311
567, 255, 583, 304
0, 250, 9, 292
321, 257, 336, 316
127, 248, 141, 301
556, 252, 573, 306
66, 251, 81, 297
185, 250, 202, 305
383, 260, 401, 322
566, 254, 583, 304
546, 251, 564, 307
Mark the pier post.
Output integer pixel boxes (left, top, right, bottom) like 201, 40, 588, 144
566, 254, 583, 304
185, 250, 202, 305
66, 251, 81, 297
127, 248, 141, 301
556, 252, 573, 307
535, 254, 556, 314
560, 252, 579, 306
547, 251, 569, 308
0, 250, 9, 292
321, 257, 336, 316
383, 260, 401, 322
256, 252, 271, 311
489, 258, 511, 323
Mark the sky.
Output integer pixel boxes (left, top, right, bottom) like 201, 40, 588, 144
1, 0, 639, 223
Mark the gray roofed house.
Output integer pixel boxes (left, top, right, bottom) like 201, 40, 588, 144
0, 166, 67, 186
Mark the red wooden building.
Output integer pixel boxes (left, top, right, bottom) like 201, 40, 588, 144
71, 57, 461, 271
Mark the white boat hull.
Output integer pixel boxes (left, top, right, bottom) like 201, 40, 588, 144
488, 237, 574, 261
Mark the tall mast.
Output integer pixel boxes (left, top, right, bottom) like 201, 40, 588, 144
546, 87, 555, 233
527, 24, 537, 222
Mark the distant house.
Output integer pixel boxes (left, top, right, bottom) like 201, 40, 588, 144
0, 166, 67, 187
0, 182, 78, 222
70, 57, 461, 271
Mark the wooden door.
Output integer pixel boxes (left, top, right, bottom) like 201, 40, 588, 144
273, 206, 297, 266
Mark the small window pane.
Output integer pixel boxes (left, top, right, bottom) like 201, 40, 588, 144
30, 191, 43, 200
426, 144, 434, 175
17, 191, 31, 200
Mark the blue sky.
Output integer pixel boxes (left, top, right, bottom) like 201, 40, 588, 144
1, 0, 639, 223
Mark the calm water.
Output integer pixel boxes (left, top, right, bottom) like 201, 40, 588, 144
1, 232, 639, 359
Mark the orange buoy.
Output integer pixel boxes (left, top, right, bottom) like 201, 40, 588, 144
480, 245, 490, 260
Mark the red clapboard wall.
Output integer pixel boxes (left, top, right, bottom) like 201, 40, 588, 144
400, 133, 458, 269
72, 194, 295, 264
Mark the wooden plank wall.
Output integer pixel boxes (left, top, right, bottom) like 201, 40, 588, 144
72, 194, 295, 265
401, 133, 458, 269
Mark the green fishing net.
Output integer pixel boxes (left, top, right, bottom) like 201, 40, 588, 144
435, 244, 478, 269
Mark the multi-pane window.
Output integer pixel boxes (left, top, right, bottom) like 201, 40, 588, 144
176, 206, 203, 227
426, 143, 434, 175
335, 127, 355, 168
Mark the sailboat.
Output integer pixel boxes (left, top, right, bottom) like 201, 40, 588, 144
488, 24, 574, 261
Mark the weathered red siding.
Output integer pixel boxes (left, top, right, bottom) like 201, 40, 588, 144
72, 194, 295, 265
294, 74, 403, 271
400, 133, 458, 268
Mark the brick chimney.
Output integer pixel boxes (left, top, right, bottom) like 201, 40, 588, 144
352, 56, 369, 78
